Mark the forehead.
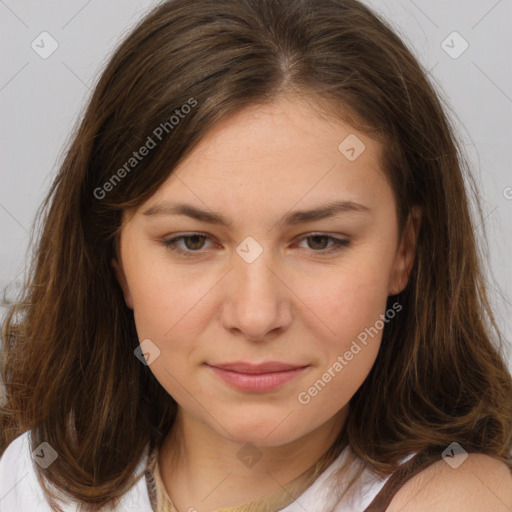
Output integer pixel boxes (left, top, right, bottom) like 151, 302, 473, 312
133, 96, 391, 223
180, 96, 382, 172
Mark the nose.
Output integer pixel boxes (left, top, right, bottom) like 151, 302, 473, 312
220, 248, 293, 342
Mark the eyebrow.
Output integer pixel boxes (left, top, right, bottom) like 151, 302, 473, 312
142, 200, 371, 228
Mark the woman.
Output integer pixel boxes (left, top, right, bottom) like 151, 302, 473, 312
1, 0, 511, 510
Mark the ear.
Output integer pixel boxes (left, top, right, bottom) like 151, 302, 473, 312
388, 206, 422, 296
112, 257, 134, 309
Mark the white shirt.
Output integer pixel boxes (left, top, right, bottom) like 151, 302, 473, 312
0, 431, 411, 511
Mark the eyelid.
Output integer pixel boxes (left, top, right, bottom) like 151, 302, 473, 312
161, 232, 350, 257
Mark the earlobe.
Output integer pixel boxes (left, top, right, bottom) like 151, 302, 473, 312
388, 207, 422, 296
111, 258, 134, 309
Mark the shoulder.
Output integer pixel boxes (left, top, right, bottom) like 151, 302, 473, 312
0, 430, 51, 510
387, 452, 512, 512
0, 431, 153, 511
0, 430, 33, 483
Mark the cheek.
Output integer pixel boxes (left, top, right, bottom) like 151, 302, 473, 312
129, 280, 171, 338
299, 251, 394, 347
128, 274, 201, 403
124, 242, 205, 336
125, 256, 213, 398
296, 341, 380, 420
295, 265, 390, 416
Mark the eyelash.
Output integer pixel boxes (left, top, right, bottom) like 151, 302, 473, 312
161, 233, 350, 257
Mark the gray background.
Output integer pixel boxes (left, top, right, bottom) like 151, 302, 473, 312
1, 0, 511, 378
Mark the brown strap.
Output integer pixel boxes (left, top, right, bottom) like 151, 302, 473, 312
363, 450, 441, 511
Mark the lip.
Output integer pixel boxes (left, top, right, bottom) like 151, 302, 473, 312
207, 361, 309, 392
211, 361, 307, 373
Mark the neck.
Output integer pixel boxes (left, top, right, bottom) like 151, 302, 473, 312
159, 405, 349, 511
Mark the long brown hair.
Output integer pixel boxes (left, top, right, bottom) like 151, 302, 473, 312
2, 0, 511, 509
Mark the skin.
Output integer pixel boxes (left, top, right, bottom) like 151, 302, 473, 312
389, 453, 512, 511
113, 94, 422, 510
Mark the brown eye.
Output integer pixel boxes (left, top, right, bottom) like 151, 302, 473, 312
162, 233, 350, 258
181, 235, 207, 250
162, 234, 212, 256
306, 235, 330, 250
298, 234, 350, 253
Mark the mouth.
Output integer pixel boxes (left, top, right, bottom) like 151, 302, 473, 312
206, 361, 310, 392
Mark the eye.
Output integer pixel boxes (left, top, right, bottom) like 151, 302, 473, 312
296, 234, 350, 253
161, 233, 350, 257
162, 234, 213, 256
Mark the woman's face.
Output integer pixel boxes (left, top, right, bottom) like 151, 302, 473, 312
114, 95, 419, 447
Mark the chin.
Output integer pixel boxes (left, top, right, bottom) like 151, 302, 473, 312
213, 412, 310, 448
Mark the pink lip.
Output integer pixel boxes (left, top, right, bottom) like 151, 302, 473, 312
207, 361, 309, 392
